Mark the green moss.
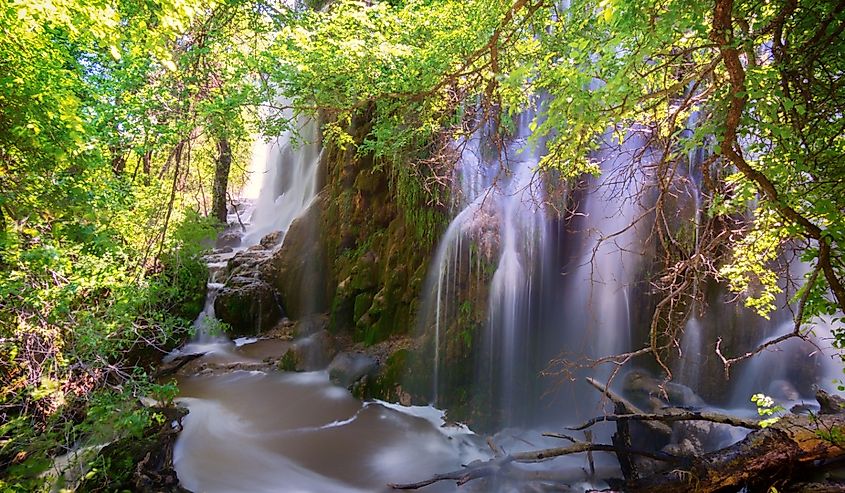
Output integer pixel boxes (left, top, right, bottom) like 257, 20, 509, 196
278, 349, 299, 372
353, 293, 374, 322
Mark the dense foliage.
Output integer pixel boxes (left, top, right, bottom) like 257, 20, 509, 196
0, 0, 275, 489
1, 0, 843, 489
267, 0, 845, 360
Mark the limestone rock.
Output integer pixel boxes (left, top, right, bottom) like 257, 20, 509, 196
294, 313, 330, 337
262, 191, 330, 320
280, 329, 337, 371
328, 352, 378, 388
226, 248, 272, 278
623, 369, 706, 409
214, 276, 283, 336
259, 230, 284, 249
216, 231, 242, 249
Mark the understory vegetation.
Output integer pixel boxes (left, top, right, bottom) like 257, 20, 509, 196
1, 0, 844, 489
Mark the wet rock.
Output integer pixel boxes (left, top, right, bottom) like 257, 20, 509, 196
328, 352, 378, 388
280, 329, 337, 371
225, 248, 272, 278
262, 191, 330, 319
790, 402, 820, 415
664, 420, 711, 457
353, 293, 374, 323
350, 250, 378, 291
623, 369, 706, 409
294, 313, 329, 337
155, 352, 205, 378
214, 277, 283, 336
259, 230, 284, 249
817, 388, 845, 414
767, 379, 800, 401
216, 231, 242, 249
662, 437, 702, 458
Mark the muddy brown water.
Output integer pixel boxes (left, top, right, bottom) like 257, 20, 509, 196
171, 340, 490, 493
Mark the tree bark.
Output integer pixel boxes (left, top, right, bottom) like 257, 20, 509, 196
628, 413, 845, 493
212, 138, 232, 224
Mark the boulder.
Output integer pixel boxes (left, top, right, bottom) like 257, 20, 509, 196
623, 369, 706, 409
213, 277, 283, 336
216, 231, 242, 249
328, 352, 378, 388
294, 313, 329, 337
259, 230, 284, 249
279, 329, 337, 372
767, 379, 800, 402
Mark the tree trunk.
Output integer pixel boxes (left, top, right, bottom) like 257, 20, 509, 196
212, 138, 231, 224
111, 146, 126, 175
628, 413, 845, 493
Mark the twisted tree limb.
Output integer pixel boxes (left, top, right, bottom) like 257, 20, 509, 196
710, 0, 845, 311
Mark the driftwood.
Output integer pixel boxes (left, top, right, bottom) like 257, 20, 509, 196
390, 382, 845, 492
388, 442, 676, 490
568, 410, 760, 431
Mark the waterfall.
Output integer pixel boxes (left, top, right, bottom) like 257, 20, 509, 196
241, 118, 322, 247
181, 116, 322, 346
561, 129, 654, 362
419, 112, 549, 427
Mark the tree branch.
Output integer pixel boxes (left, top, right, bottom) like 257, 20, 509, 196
567, 410, 760, 432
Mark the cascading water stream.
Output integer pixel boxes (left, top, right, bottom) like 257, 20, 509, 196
561, 129, 654, 365
419, 111, 550, 427
241, 118, 322, 247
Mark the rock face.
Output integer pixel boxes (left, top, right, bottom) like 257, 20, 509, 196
209, 114, 446, 409
214, 276, 283, 336
317, 115, 445, 346
261, 192, 330, 320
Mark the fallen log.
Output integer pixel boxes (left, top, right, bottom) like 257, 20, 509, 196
389, 456, 515, 489
627, 411, 845, 492
389, 441, 678, 490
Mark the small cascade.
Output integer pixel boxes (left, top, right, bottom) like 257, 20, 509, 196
171, 116, 500, 492
241, 118, 322, 247
676, 316, 704, 391
419, 113, 549, 427
726, 260, 842, 408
